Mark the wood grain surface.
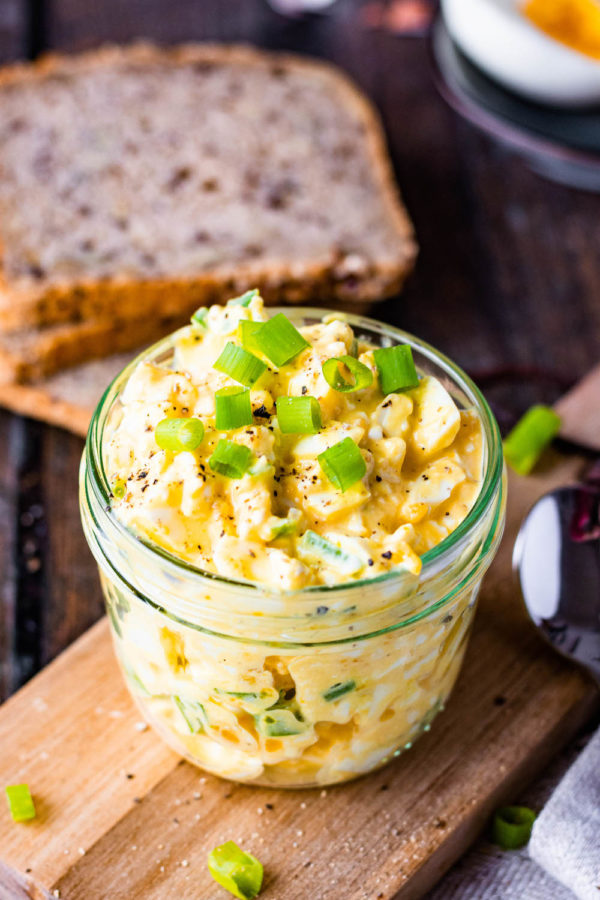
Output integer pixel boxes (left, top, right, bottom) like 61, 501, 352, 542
0, 457, 597, 900
1, 2, 599, 897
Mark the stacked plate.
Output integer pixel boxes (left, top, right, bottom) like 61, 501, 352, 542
430, 2, 600, 191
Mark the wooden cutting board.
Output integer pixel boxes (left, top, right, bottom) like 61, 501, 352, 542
0, 450, 598, 900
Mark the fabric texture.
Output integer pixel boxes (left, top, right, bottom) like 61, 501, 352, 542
427, 721, 599, 899
529, 726, 600, 900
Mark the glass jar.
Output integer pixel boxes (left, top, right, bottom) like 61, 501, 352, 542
79, 309, 506, 788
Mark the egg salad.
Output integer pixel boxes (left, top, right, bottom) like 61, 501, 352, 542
106, 291, 483, 589
94, 291, 496, 787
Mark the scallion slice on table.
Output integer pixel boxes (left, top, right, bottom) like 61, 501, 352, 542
318, 437, 366, 492
323, 680, 356, 702
191, 306, 209, 328
275, 395, 322, 434
503, 405, 562, 476
214, 342, 267, 387
373, 344, 419, 394
254, 313, 310, 366
5, 784, 36, 822
215, 386, 253, 430
208, 841, 264, 900
209, 440, 253, 479
322, 355, 373, 393
492, 806, 536, 850
227, 288, 260, 308
155, 417, 205, 452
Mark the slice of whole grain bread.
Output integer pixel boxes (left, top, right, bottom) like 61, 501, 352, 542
0, 312, 184, 383
0, 351, 136, 435
0, 42, 416, 333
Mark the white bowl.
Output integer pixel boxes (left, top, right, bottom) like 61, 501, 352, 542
441, 0, 600, 107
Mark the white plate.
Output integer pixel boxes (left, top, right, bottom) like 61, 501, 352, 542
441, 0, 600, 108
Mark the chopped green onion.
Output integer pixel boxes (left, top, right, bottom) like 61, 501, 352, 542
322, 355, 373, 393
492, 806, 536, 850
503, 405, 561, 476
155, 417, 205, 452
217, 688, 279, 714
239, 320, 263, 354
112, 478, 126, 499
214, 342, 267, 387
227, 289, 260, 308
215, 386, 253, 430
174, 696, 208, 734
255, 708, 306, 737
124, 663, 151, 697
209, 440, 253, 479
208, 841, 264, 900
323, 680, 356, 702
373, 345, 419, 394
276, 395, 322, 434
191, 306, 209, 328
255, 313, 310, 366
5, 784, 36, 822
298, 530, 363, 575
318, 437, 366, 492
269, 517, 299, 540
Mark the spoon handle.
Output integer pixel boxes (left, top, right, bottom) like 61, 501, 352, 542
555, 362, 600, 452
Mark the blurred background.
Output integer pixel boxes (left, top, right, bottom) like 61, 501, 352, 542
1, 0, 598, 697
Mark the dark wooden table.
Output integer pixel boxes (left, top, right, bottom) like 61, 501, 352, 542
1, 0, 599, 716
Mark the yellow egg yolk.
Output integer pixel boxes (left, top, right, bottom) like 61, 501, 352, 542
523, 0, 600, 61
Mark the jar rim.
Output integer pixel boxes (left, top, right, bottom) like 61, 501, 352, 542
85, 306, 504, 598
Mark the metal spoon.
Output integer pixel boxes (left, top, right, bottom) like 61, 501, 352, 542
514, 466, 600, 681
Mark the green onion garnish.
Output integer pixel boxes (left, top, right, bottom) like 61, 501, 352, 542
5, 784, 36, 822
322, 355, 373, 393
298, 530, 363, 574
276, 395, 322, 434
503, 405, 561, 476
255, 709, 306, 737
174, 696, 208, 734
318, 437, 366, 492
208, 841, 264, 900
217, 687, 279, 714
373, 345, 419, 394
254, 313, 310, 367
269, 518, 299, 539
155, 417, 205, 452
227, 289, 260, 308
323, 680, 356, 702
215, 386, 253, 430
239, 320, 263, 354
492, 806, 536, 850
191, 306, 209, 328
214, 342, 267, 387
112, 478, 126, 499
209, 440, 253, 479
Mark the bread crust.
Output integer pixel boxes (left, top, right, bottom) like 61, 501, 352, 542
0, 42, 417, 332
0, 312, 186, 384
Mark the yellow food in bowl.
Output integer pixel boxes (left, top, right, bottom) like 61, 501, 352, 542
80, 293, 505, 787
523, 0, 600, 61
106, 293, 483, 587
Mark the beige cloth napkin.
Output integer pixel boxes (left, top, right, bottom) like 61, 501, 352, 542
528, 726, 600, 899
427, 724, 599, 899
